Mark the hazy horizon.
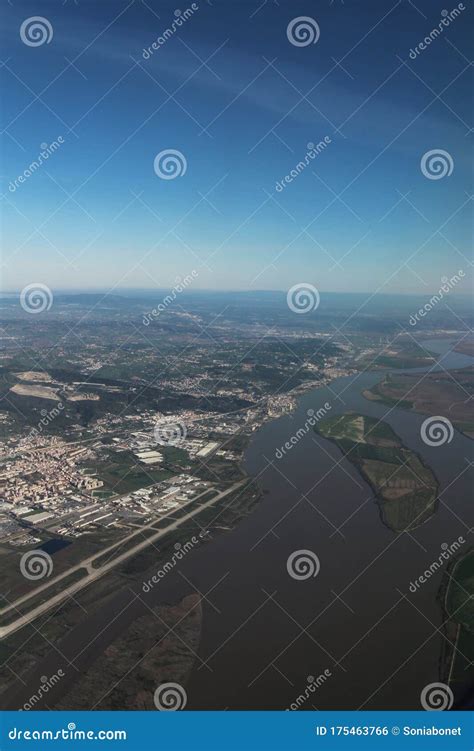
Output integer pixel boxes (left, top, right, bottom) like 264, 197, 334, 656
1, 285, 472, 300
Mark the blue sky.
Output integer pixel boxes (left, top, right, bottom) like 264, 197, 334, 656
1, 0, 472, 294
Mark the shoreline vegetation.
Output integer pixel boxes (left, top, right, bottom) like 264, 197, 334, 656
363, 367, 474, 439
438, 547, 474, 705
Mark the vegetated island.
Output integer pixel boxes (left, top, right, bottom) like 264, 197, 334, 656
363, 367, 474, 439
315, 412, 438, 532
439, 548, 474, 704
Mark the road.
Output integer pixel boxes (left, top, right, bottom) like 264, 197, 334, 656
1, 482, 217, 617
0, 479, 246, 639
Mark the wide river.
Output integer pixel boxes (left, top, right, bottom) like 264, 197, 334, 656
4, 339, 473, 711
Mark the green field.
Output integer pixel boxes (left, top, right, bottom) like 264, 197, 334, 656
316, 413, 439, 532
84, 450, 173, 495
